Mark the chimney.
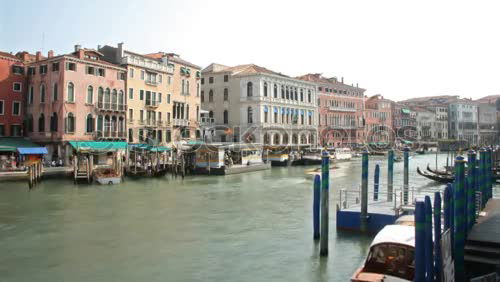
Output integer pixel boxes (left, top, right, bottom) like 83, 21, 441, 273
74, 44, 81, 52
341, 77, 344, 84
117, 42, 124, 63
36, 51, 42, 61
48, 50, 54, 58
97, 45, 101, 51
78, 49, 85, 59
356, 83, 359, 88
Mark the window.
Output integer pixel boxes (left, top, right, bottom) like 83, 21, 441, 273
140, 110, 144, 121
65, 113, 75, 133
87, 86, 93, 104
209, 111, 214, 118
13, 82, 22, 92
86, 114, 94, 133
281, 85, 285, 99
104, 88, 111, 109
209, 90, 214, 102
128, 128, 133, 143
247, 107, 253, 124
12, 101, 21, 116
117, 72, 126, 80
247, 82, 253, 97
167, 94, 171, 104
129, 109, 133, 120
300, 89, 304, 102
140, 90, 144, 100
40, 84, 45, 103
0, 124, 4, 136
197, 83, 200, 97
129, 68, 134, 78
52, 62, 59, 72
159, 74, 162, 83
224, 110, 228, 124
28, 86, 34, 104
26, 115, 33, 132
308, 90, 312, 103
274, 84, 278, 98
97, 68, 105, 77
10, 125, 21, 137
168, 76, 172, 85
158, 93, 162, 103
39, 65, 48, 74
12, 65, 24, 74
263, 82, 268, 97
224, 88, 228, 101
129, 88, 134, 100
53, 83, 58, 101
28, 67, 36, 75
141, 70, 145, 80
201, 77, 204, 84
201, 91, 204, 103
166, 130, 171, 143
66, 62, 76, 71
209, 77, 214, 84
224, 75, 228, 82
186, 80, 190, 95
86, 66, 95, 75
67, 82, 75, 102
0, 100, 3, 115
50, 113, 58, 132
38, 114, 45, 132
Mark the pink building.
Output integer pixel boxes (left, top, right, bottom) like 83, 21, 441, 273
0, 51, 26, 137
22, 45, 127, 163
297, 74, 365, 147
364, 94, 393, 144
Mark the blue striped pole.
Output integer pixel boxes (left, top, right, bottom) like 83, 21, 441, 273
479, 150, 487, 208
360, 150, 369, 233
434, 192, 442, 282
444, 184, 452, 231
320, 151, 329, 256
403, 146, 410, 205
453, 156, 466, 281
313, 174, 321, 240
374, 164, 380, 201
424, 196, 434, 282
387, 150, 394, 201
415, 201, 426, 282
486, 149, 492, 201
467, 150, 476, 231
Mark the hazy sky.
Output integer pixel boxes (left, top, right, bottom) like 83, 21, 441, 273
1, 0, 499, 101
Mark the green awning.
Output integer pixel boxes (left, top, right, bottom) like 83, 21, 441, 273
402, 140, 413, 145
401, 109, 411, 114
69, 141, 127, 152
0, 137, 43, 152
187, 140, 204, 145
150, 146, 171, 152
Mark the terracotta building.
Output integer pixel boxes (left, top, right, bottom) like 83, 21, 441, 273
0, 51, 26, 137
364, 94, 393, 144
22, 45, 127, 163
297, 74, 365, 147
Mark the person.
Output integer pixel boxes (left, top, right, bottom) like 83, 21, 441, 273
58, 159, 63, 167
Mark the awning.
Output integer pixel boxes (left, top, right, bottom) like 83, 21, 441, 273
402, 140, 413, 145
0, 137, 43, 152
69, 141, 127, 152
401, 109, 411, 114
150, 146, 171, 152
187, 140, 204, 145
17, 147, 48, 155
273, 107, 278, 113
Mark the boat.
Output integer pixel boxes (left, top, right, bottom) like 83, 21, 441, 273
415, 148, 425, 155
94, 168, 122, 185
352, 224, 415, 281
293, 148, 322, 165
263, 146, 290, 166
329, 147, 353, 162
426, 164, 452, 176
417, 167, 454, 184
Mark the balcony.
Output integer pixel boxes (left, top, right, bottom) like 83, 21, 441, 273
328, 106, 356, 113
145, 100, 159, 108
96, 102, 127, 113
145, 80, 159, 86
173, 119, 189, 127
98, 131, 126, 139
200, 117, 215, 126
144, 119, 157, 127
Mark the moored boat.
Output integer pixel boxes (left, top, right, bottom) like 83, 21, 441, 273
417, 167, 454, 183
329, 147, 353, 162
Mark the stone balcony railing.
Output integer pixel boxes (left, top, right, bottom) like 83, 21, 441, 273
328, 106, 356, 113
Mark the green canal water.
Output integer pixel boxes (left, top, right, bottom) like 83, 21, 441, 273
0, 154, 466, 281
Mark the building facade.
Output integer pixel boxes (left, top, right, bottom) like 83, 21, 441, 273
23, 46, 126, 163
477, 102, 497, 146
201, 64, 318, 145
448, 99, 479, 146
364, 95, 393, 144
297, 74, 365, 147
0, 51, 25, 137
414, 107, 436, 141
392, 102, 417, 141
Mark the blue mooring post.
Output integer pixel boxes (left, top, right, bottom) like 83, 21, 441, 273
479, 150, 487, 209
486, 149, 492, 201
319, 151, 329, 256
373, 164, 380, 201
424, 196, 434, 282
434, 192, 442, 282
313, 175, 321, 241
444, 184, 452, 231
360, 150, 369, 233
415, 201, 426, 282
454, 156, 466, 281
403, 147, 410, 205
467, 150, 476, 232
387, 150, 394, 201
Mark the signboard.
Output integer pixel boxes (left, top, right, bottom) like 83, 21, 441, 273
441, 229, 455, 282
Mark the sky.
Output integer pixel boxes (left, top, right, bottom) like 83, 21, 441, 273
1, 0, 500, 101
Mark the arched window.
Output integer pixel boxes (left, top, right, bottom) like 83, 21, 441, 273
186, 80, 190, 94
308, 90, 312, 103
65, 112, 75, 133
86, 114, 94, 133
53, 83, 58, 101
104, 88, 111, 109
264, 133, 270, 144
285, 86, 289, 99
97, 115, 103, 136
300, 134, 307, 144
98, 87, 104, 108
112, 89, 117, 110
263, 82, 268, 97
67, 82, 75, 102
50, 112, 58, 132
281, 85, 285, 99
300, 89, 304, 102
40, 84, 46, 103
28, 86, 34, 104
247, 82, 253, 97
283, 133, 289, 144
38, 114, 45, 132
292, 134, 298, 145
223, 88, 228, 101
118, 90, 124, 111
223, 110, 228, 124
201, 90, 205, 102
273, 134, 280, 145
273, 84, 278, 98
87, 86, 93, 104
209, 111, 214, 118
247, 107, 253, 123
209, 90, 214, 102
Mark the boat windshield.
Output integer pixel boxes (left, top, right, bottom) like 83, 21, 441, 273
363, 243, 415, 280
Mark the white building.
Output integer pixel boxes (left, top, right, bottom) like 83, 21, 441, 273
415, 108, 436, 141
448, 100, 479, 145
201, 64, 318, 145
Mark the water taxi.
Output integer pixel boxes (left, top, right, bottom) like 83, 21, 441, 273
352, 224, 415, 282
329, 147, 353, 162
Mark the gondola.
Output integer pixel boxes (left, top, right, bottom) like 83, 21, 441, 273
426, 164, 452, 176
417, 167, 454, 184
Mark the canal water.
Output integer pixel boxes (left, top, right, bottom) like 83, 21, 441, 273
0, 153, 481, 281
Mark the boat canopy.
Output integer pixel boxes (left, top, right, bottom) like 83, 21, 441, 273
402, 140, 413, 145
370, 225, 415, 248
69, 141, 127, 152
17, 147, 48, 155
129, 144, 171, 152
401, 108, 411, 114
0, 137, 44, 152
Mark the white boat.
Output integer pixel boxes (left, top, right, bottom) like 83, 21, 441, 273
329, 147, 353, 162
352, 224, 415, 281
94, 169, 122, 185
